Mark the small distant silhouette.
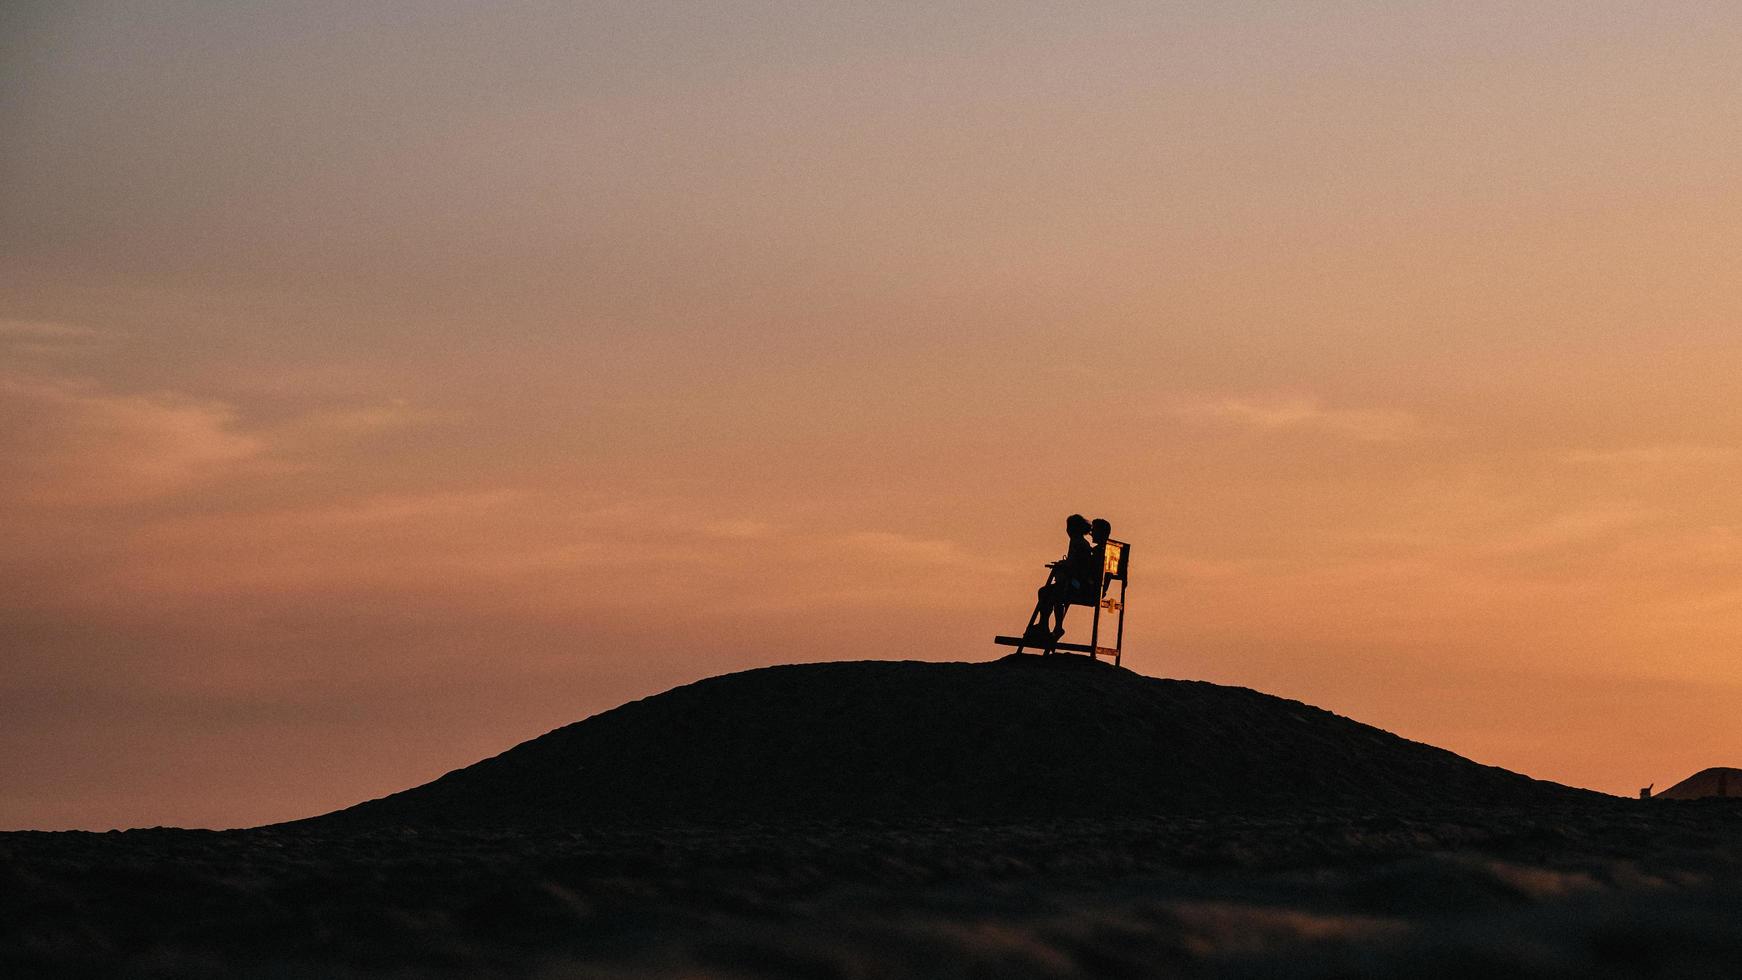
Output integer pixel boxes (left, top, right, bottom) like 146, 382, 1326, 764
995, 515, 1131, 664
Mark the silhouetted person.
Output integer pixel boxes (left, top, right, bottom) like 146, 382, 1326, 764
1089, 517, 1112, 591
1030, 514, 1095, 641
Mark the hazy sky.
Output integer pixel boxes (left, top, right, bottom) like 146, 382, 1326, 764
4, 1, 1741, 829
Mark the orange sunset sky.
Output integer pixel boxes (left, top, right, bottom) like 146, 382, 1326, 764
4, 2, 1741, 830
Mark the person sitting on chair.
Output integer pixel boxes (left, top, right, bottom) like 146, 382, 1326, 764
1089, 518, 1112, 590
1030, 514, 1095, 642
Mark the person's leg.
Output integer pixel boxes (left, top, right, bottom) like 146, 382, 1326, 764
1031, 585, 1056, 636
1029, 585, 1066, 649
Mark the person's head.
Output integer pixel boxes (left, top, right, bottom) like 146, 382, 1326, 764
1090, 518, 1111, 543
1066, 514, 1091, 537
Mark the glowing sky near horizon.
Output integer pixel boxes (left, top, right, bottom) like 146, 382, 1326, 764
4, 1, 1742, 829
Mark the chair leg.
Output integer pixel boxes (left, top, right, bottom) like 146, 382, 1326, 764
1021, 571, 1057, 656
1016, 595, 1045, 655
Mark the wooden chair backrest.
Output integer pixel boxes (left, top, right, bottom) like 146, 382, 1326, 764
1101, 539, 1129, 584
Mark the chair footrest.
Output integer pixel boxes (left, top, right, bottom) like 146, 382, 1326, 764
994, 637, 1118, 657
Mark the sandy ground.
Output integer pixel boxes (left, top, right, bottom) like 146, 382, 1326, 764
6, 800, 1741, 978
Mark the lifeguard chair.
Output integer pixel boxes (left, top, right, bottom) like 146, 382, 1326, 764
994, 539, 1130, 665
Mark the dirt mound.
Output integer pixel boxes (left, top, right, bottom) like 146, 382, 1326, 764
1657, 767, 1742, 800
299, 655, 1595, 829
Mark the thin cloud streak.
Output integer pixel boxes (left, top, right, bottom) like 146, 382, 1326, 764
0, 375, 263, 506
1557, 445, 1739, 466
1173, 395, 1431, 443
0, 319, 106, 341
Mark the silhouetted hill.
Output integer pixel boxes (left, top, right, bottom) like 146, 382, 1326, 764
1658, 767, 1742, 799
299, 655, 1596, 829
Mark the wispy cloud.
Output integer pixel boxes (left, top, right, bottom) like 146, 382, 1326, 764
269, 398, 446, 449
1472, 504, 1659, 557
1173, 395, 1428, 443
0, 358, 471, 509
297, 490, 525, 526
838, 530, 1012, 574
0, 319, 103, 341
0, 376, 263, 506
0, 319, 111, 358
296, 400, 437, 435
704, 519, 775, 540
1557, 445, 1738, 466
